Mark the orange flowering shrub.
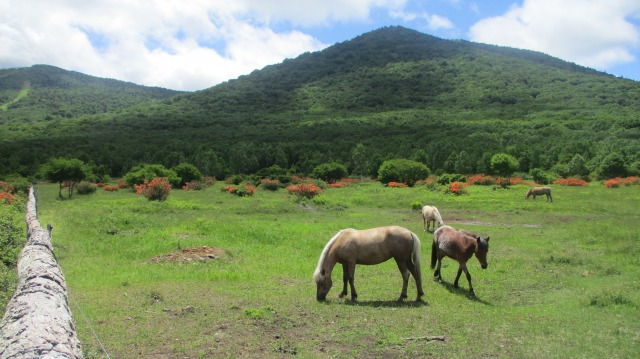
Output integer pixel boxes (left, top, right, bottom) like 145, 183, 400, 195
260, 179, 280, 191
603, 176, 639, 188
134, 177, 171, 201
0, 181, 16, 205
446, 181, 468, 195
287, 183, 323, 199
553, 178, 589, 186
103, 185, 119, 191
221, 184, 255, 196
327, 181, 348, 188
387, 181, 408, 188
467, 174, 495, 186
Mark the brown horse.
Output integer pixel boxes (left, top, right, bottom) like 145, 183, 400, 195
525, 186, 553, 202
421, 205, 444, 232
314, 226, 424, 302
431, 225, 489, 297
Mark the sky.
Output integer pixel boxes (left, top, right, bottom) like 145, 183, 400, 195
1, 0, 639, 91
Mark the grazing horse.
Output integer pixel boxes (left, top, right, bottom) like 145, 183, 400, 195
313, 226, 424, 302
422, 205, 444, 232
525, 187, 553, 202
431, 225, 489, 297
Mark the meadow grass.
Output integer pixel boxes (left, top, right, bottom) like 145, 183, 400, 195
35, 181, 640, 358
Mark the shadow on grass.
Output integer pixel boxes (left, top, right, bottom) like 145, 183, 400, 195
438, 281, 492, 305
337, 298, 430, 308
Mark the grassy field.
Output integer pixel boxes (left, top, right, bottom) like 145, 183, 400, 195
35, 181, 640, 358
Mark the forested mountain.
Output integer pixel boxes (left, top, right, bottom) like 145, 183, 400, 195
1, 26, 639, 179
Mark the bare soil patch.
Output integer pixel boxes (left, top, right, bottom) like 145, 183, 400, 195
149, 246, 225, 264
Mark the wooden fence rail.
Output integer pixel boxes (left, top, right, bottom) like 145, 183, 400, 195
0, 187, 83, 358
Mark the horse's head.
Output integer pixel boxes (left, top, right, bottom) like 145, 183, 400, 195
525, 189, 531, 199
314, 268, 332, 301
475, 236, 490, 269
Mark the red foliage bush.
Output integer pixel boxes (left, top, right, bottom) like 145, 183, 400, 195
603, 176, 639, 188
553, 178, 589, 186
447, 181, 468, 195
103, 185, 119, 192
387, 181, 408, 188
135, 177, 171, 201
287, 183, 323, 199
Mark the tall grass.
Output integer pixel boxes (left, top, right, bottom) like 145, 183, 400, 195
36, 182, 640, 358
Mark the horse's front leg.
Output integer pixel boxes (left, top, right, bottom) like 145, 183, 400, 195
462, 266, 475, 297
347, 262, 358, 301
339, 263, 349, 299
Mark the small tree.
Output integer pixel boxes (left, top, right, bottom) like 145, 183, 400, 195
41, 158, 90, 198
312, 162, 348, 184
378, 159, 430, 187
490, 153, 519, 178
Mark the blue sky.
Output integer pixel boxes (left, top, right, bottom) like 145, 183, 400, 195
1, 0, 639, 91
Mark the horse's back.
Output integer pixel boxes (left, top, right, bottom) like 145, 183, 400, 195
337, 226, 416, 264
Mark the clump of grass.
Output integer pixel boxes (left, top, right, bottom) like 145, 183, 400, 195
589, 292, 634, 307
243, 306, 275, 320
545, 255, 585, 266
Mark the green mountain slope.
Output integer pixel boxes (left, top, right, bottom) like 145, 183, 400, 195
0, 64, 182, 122
1, 27, 639, 178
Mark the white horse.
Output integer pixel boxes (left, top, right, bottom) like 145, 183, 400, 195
422, 205, 444, 232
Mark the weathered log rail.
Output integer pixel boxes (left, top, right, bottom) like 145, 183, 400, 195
0, 187, 83, 358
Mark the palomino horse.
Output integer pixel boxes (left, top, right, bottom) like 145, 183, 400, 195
314, 226, 424, 302
525, 187, 553, 202
421, 205, 444, 232
431, 225, 489, 297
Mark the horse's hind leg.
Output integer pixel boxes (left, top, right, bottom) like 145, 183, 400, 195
406, 259, 424, 301
434, 257, 443, 282
453, 266, 463, 288
395, 259, 410, 302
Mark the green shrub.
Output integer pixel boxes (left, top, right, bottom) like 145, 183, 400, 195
378, 159, 430, 187
173, 163, 202, 187
437, 173, 467, 185
76, 182, 98, 195
312, 162, 348, 184
124, 164, 180, 188
411, 201, 422, 210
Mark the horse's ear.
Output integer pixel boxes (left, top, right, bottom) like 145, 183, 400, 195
485, 236, 490, 242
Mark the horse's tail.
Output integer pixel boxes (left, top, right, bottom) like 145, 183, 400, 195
411, 232, 422, 283
431, 233, 438, 269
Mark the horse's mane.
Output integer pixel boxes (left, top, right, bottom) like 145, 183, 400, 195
433, 207, 444, 226
313, 230, 344, 283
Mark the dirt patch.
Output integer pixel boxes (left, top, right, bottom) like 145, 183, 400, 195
149, 246, 225, 264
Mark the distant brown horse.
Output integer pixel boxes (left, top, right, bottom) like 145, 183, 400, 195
431, 226, 489, 297
314, 226, 424, 302
421, 205, 444, 232
525, 187, 553, 202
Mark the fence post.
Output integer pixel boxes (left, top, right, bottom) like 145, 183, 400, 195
0, 187, 83, 358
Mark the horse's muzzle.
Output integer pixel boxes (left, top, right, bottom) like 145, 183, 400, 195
481, 264, 488, 269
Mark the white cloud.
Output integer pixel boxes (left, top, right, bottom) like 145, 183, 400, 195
469, 0, 640, 70
0, 0, 406, 91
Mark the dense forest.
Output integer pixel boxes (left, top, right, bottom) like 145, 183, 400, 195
1, 26, 639, 180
